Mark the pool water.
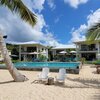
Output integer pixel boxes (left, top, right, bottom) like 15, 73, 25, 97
14, 62, 81, 69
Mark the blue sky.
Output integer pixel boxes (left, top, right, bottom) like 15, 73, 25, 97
0, 0, 100, 46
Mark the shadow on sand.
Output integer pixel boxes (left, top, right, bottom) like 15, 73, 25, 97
0, 80, 15, 84
91, 93, 100, 100
54, 77, 100, 89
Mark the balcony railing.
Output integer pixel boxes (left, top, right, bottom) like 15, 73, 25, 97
80, 48, 98, 51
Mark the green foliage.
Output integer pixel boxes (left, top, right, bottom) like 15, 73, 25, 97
38, 54, 47, 62
86, 22, 100, 42
12, 59, 20, 63
92, 60, 100, 65
81, 57, 86, 64
0, 0, 37, 27
0, 62, 4, 64
7, 44, 19, 51
53, 55, 59, 60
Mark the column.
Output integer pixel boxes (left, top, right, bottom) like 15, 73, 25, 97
19, 45, 21, 61
46, 49, 48, 58
36, 45, 38, 58
76, 44, 78, 59
52, 50, 55, 58
24, 46, 27, 61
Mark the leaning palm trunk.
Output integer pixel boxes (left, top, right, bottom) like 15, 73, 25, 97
0, 33, 28, 82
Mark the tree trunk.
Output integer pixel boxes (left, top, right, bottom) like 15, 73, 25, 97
0, 33, 28, 82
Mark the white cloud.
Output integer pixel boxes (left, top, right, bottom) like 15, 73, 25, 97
69, 8, 100, 43
64, 0, 88, 8
31, 0, 45, 13
87, 9, 100, 28
69, 24, 87, 42
0, 0, 65, 47
47, 0, 56, 10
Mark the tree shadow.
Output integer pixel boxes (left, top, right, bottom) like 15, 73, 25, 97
92, 71, 97, 74
91, 93, 100, 100
0, 80, 15, 84
90, 65, 96, 68
54, 77, 100, 89
66, 77, 100, 88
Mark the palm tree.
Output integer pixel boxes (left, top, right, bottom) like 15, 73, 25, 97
86, 22, 100, 42
0, 0, 37, 82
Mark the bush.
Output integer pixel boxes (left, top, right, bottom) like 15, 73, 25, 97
92, 60, 100, 65
81, 57, 86, 64
38, 54, 47, 62
12, 60, 20, 63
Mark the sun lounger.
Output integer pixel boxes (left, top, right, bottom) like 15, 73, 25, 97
32, 67, 50, 84
55, 68, 66, 84
38, 67, 49, 81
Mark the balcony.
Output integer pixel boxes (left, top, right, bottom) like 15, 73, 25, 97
78, 48, 98, 53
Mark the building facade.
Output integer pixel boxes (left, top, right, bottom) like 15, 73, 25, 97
74, 41, 100, 61
7, 41, 48, 61
51, 44, 76, 61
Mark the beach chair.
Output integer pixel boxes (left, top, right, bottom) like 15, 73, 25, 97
55, 68, 66, 84
32, 67, 50, 84
38, 67, 49, 81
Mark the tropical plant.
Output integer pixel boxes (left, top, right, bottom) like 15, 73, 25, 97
86, 22, 100, 42
0, 0, 37, 82
38, 54, 47, 62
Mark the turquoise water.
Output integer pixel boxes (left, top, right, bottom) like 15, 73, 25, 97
14, 62, 80, 69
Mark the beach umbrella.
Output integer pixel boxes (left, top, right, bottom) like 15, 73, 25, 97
33, 52, 39, 54
59, 51, 67, 54
70, 51, 76, 53
10, 55, 18, 57
29, 52, 39, 55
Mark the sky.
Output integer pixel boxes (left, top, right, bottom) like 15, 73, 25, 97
0, 0, 100, 47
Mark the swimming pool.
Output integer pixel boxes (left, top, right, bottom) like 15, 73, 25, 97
14, 62, 81, 69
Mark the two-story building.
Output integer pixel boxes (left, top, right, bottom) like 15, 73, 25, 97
7, 41, 48, 61
51, 44, 76, 61
74, 41, 100, 61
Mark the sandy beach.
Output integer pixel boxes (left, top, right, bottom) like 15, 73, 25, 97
0, 64, 100, 100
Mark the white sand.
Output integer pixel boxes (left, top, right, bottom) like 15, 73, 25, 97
0, 64, 100, 100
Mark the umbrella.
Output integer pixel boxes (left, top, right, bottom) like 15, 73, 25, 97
70, 51, 76, 53
29, 52, 39, 55
59, 51, 67, 54
10, 55, 18, 57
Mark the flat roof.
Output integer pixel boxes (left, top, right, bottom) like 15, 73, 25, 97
74, 40, 100, 44
74, 40, 86, 44
52, 44, 76, 50
6, 41, 46, 47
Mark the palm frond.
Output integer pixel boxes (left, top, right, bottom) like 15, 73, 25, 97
86, 22, 100, 42
0, 0, 37, 27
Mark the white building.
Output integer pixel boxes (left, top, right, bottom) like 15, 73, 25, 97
7, 41, 48, 61
51, 44, 76, 60
74, 41, 100, 61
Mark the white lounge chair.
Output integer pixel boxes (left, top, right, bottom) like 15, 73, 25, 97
56, 68, 66, 84
32, 67, 50, 84
38, 67, 49, 81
